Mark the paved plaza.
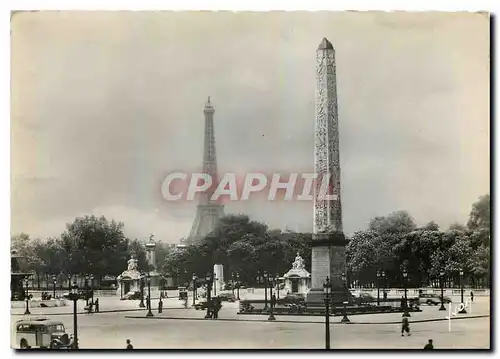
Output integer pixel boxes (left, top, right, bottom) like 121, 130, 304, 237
11, 293, 490, 349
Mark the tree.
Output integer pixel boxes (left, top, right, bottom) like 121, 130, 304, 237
60, 215, 129, 279
467, 195, 490, 230
369, 210, 416, 234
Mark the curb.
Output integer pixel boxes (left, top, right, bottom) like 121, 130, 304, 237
124, 314, 489, 325
11, 307, 188, 317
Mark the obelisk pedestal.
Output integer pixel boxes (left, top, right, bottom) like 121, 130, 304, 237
306, 38, 351, 307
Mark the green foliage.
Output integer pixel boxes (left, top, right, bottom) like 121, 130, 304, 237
467, 195, 490, 230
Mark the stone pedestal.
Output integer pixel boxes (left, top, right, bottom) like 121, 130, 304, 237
306, 232, 352, 306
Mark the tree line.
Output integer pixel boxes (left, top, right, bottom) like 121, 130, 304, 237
12, 195, 490, 289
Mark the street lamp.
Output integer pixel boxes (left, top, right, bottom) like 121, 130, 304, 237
459, 269, 467, 314
84, 275, 89, 306
231, 273, 235, 296
205, 273, 213, 319
192, 274, 197, 307
139, 273, 145, 308
146, 273, 153, 317
439, 271, 446, 311
323, 277, 332, 350
52, 275, 57, 299
376, 270, 381, 306
340, 272, 350, 323
213, 272, 218, 297
23, 277, 30, 315
381, 270, 386, 300
402, 269, 410, 317
276, 275, 280, 300
263, 271, 268, 310
236, 273, 240, 300
68, 281, 79, 349
90, 274, 94, 306
268, 275, 276, 321
67, 274, 72, 291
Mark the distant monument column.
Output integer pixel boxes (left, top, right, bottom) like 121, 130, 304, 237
307, 38, 350, 306
145, 234, 160, 290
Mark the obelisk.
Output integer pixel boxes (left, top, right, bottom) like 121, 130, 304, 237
306, 38, 349, 306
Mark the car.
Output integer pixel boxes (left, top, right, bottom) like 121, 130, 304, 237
355, 293, 375, 305
121, 291, 142, 300
420, 293, 452, 305
16, 318, 73, 349
217, 292, 237, 302
62, 290, 92, 301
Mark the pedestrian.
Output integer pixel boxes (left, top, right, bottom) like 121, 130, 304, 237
213, 297, 221, 319
423, 339, 434, 350
158, 299, 163, 314
383, 290, 387, 300
95, 298, 99, 313
126, 339, 133, 349
400, 296, 405, 309
272, 293, 277, 308
401, 316, 411, 336
470, 291, 474, 303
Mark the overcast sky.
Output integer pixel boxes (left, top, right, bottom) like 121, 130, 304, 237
11, 11, 490, 243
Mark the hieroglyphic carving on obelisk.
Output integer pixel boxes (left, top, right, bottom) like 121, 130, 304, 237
308, 38, 349, 305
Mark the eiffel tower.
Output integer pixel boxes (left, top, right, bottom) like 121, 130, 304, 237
187, 97, 224, 244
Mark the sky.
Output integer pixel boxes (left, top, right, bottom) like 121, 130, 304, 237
11, 11, 490, 243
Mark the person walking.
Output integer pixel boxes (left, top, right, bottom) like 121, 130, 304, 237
470, 291, 474, 303
401, 316, 411, 336
94, 298, 99, 313
158, 298, 163, 314
423, 339, 434, 349
126, 339, 133, 349
213, 297, 221, 319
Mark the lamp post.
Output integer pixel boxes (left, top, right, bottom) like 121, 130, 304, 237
68, 281, 79, 349
192, 274, 197, 307
340, 272, 350, 323
205, 273, 213, 319
139, 274, 145, 308
276, 275, 280, 300
323, 276, 332, 350
439, 271, 446, 311
231, 273, 235, 296
268, 275, 276, 321
213, 273, 218, 297
376, 270, 381, 306
381, 270, 386, 300
264, 271, 268, 310
24, 277, 31, 315
146, 273, 153, 317
402, 269, 410, 317
459, 269, 467, 314
84, 275, 89, 306
67, 274, 72, 291
236, 273, 240, 300
90, 274, 94, 306
52, 275, 57, 299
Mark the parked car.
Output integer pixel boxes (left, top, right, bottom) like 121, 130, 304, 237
16, 318, 73, 349
62, 290, 92, 301
420, 293, 452, 305
217, 292, 237, 302
178, 287, 188, 300
121, 291, 141, 300
355, 293, 375, 305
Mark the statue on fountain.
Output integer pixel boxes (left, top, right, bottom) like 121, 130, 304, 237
292, 253, 305, 270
